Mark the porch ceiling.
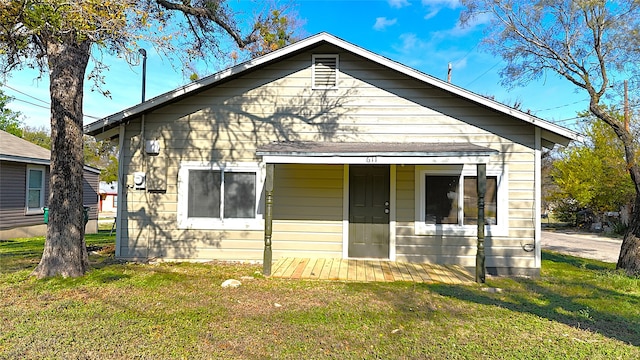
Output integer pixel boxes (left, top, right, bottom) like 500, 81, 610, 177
256, 141, 498, 164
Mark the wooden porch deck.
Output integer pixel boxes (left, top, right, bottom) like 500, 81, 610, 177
270, 258, 475, 284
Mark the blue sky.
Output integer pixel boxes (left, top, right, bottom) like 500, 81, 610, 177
3, 0, 589, 132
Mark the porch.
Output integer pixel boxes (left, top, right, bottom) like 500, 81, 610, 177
270, 258, 475, 284
258, 142, 496, 283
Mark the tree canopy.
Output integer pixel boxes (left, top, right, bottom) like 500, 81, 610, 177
0, 87, 23, 137
550, 111, 637, 214
84, 135, 119, 182
21, 126, 51, 149
0, 1, 295, 75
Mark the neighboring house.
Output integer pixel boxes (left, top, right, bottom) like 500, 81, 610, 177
99, 181, 118, 215
0, 130, 100, 239
85, 33, 580, 276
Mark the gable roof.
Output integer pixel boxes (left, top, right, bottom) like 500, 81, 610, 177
0, 129, 51, 165
84, 32, 581, 147
0, 130, 101, 174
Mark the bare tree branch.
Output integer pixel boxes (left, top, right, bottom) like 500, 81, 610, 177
155, 0, 256, 48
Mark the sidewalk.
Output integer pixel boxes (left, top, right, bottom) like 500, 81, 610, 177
541, 229, 622, 263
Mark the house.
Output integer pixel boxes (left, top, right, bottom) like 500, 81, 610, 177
98, 181, 118, 216
84, 33, 579, 276
0, 130, 100, 239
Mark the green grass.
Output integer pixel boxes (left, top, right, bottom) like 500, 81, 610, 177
0, 231, 116, 274
1, 234, 639, 359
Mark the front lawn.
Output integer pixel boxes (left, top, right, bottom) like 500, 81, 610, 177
1, 233, 638, 359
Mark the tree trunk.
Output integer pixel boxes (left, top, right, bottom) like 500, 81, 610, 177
617, 191, 640, 276
32, 38, 91, 278
589, 104, 640, 276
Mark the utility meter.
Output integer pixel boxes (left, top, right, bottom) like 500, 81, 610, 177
133, 172, 146, 190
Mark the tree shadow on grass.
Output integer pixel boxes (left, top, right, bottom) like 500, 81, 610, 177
542, 251, 612, 271
425, 254, 640, 346
0, 238, 46, 273
428, 282, 639, 346
344, 251, 639, 347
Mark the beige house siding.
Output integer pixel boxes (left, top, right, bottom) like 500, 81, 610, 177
395, 154, 537, 271
114, 44, 540, 273
272, 164, 344, 258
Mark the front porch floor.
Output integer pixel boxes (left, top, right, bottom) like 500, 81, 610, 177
270, 258, 475, 284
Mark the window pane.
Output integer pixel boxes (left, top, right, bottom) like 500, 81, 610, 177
425, 175, 459, 224
224, 172, 256, 219
464, 176, 498, 225
28, 169, 42, 188
28, 190, 41, 208
188, 170, 220, 218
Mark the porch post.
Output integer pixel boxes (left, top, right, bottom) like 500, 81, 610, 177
476, 163, 486, 283
263, 163, 274, 275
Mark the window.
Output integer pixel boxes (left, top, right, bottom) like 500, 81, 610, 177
415, 165, 507, 236
113, 196, 118, 208
26, 165, 45, 214
312, 54, 339, 89
177, 162, 264, 230
425, 175, 459, 224
463, 176, 497, 225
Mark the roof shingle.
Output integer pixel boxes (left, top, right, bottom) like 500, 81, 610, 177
0, 130, 50, 164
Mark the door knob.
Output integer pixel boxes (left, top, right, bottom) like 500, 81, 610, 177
384, 208, 390, 214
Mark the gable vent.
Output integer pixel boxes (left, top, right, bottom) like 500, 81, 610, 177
312, 55, 338, 89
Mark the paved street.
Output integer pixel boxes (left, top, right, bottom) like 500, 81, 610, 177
541, 230, 622, 263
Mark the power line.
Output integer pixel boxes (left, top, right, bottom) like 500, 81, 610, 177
551, 116, 582, 124
465, 61, 501, 87
6, 92, 102, 120
534, 98, 590, 112
2, 84, 49, 105
549, 103, 640, 125
10, 97, 49, 110
451, 42, 480, 68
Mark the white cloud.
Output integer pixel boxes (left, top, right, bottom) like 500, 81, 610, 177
388, 0, 411, 9
388, 32, 483, 74
421, 0, 460, 7
398, 33, 420, 51
373, 17, 398, 31
421, 0, 461, 19
448, 12, 492, 36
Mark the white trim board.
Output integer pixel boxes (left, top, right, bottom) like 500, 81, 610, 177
261, 155, 492, 165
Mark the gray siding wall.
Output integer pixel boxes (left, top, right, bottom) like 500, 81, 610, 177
82, 169, 100, 234
0, 160, 99, 237
0, 161, 50, 231
82, 169, 100, 221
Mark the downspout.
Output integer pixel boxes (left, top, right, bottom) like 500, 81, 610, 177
140, 114, 148, 258
115, 124, 125, 257
476, 163, 486, 283
139, 48, 148, 258
263, 163, 274, 275
534, 127, 542, 272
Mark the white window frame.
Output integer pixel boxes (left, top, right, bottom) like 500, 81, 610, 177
26, 165, 45, 215
414, 164, 508, 237
312, 54, 339, 90
177, 161, 264, 230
